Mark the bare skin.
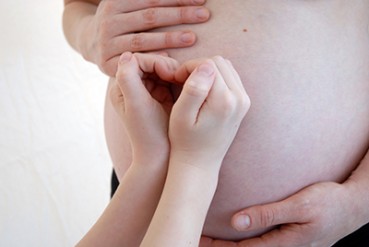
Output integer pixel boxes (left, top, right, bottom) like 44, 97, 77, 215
105, 0, 369, 241
63, 0, 210, 76
76, 53, 249, 247
63, 0, 369, 245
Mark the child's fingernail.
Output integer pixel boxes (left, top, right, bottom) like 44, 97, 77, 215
197, 63, 214, 76
120, 52, 132, 63
234, 215, 250, 231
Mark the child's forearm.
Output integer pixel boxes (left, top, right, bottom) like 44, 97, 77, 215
140, 160, 220, 247
140, 58, 249, 247
76, 162, 167, 247
62, 1, 98, 61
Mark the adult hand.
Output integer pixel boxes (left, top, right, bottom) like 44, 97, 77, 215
85, 0, 210, 76
200, 182, 361, 247
110, 52, 179, 165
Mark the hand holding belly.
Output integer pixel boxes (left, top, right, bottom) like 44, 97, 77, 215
200, 151, 369, 247
229, 182, 355, 247
73, 0, 209, 77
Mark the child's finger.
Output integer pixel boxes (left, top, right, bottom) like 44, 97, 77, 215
116, 52, 151, 108
213, 56, 237, 91
116, 52, 179, 102
225, 59, 246, 94
200, 58, 229, 112
174, 58, 209, 83
109, 82, 125, 115
134, 53, 180, 82
224, 59, 251, 114
215, 58, 250, 107
199, 56, 251, 122
209, 57, 229, 93
173, 62, 216, 124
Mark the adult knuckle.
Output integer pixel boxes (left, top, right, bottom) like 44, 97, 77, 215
98, 18, 113, 40
179, 7, 188, 22
98, 19, 108, 34
259, 207, 277, 227
142, 8, 158, 25
164, 32, 175, 47
130, 33, 146, 50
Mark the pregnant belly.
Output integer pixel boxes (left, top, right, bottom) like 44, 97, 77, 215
157, 0, 369, 240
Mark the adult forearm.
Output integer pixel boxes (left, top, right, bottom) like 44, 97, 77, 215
76, 163, 167, 247
62, 1, 97, 61
344, 149, 369, 227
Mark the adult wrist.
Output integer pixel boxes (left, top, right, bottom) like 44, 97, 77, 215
344, 178, 369, 227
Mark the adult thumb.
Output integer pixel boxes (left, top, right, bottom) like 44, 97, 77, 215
231, 199, 301, 232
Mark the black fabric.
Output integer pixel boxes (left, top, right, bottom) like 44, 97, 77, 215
110, 169, 369, 245
111, 169, 119, 198
333, 223, 369, 246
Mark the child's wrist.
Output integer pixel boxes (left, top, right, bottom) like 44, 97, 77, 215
169, 152, 222, 181
133, 144, 169, 165
129, 158, 168, 185
170, 149, 222, 175
132, 156, 168, 170
166, 158, 220, 200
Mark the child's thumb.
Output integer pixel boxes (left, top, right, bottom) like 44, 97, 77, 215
172, 62, 215, 124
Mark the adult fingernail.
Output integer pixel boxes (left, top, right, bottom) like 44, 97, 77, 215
180, 32, 195, 44
197, 63, 214, 76
196, 7, 210, 20
120, 52, 132, 63
234, 215, 250, 231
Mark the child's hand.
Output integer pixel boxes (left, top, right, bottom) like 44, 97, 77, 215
169, 56, 251, 174
110, 52, 180, 165
87, 0, 210, 77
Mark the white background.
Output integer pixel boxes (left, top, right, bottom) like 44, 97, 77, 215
0, 1, 113, 246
